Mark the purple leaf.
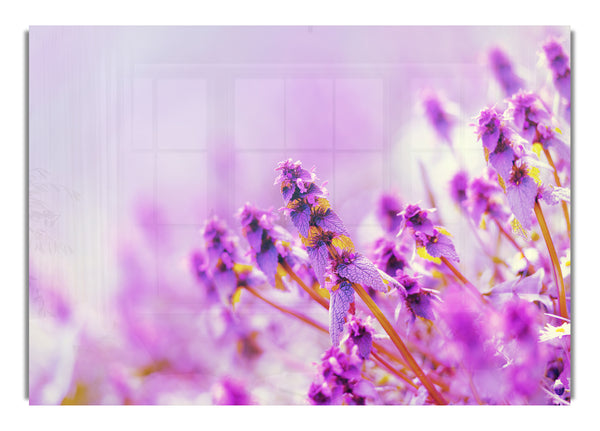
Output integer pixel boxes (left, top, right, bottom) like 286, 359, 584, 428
245, 227, 263, 253
256, 243, 279, 286
315, 209, 349, 236
290, 203, 311, 238
282, 185, 295, 204
337, 255, 387, 292
426, 234, 460, 262
506, 176, 537, 229
306, 244, 329, 286
489, 145, 515, 181
329, 281, 354, 346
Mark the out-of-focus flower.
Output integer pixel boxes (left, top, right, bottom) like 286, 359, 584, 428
465, 174, 510, 225
375, 193, 403, 234
542, 38, 571, 101
421, 89, 456, 144
449, 170, 469, 207
505, 90, 570, 164
211, 377, 253, 405
371, 237, 409, 277
488, 47, 524, 96
397, 272, 439, 322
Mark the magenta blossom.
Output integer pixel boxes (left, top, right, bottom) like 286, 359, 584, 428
488, 47, 524, 96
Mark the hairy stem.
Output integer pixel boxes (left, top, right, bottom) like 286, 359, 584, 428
534, 201, 568, 318
352, 282, 448, 405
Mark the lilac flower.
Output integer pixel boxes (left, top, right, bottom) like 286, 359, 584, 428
343, 314, 375, 360
436, 286, 498, 374
238, 204, 282, 285
474, 107, 503, 152
488, 47, 524, 96
397, 272, 439, 322
505, 91, 551, 143
398, 203, 435, 236
211, 377, 253, 405
505, 91, 570, 163
371, 237, 409, 277
203, 216, 239, 268
308, 345, 375, 405
275, 158, 324, 206
542, 39, 571, 101
375, 192, 404, 234
505, 161, 538, 229
465, 174, 510, 224
449, 170, 469, 207
421, 89, 456, 144
415, 229, 460, 262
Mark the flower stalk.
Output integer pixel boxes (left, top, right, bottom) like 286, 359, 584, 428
352, 282, 448, 405
534, 201, 568, 318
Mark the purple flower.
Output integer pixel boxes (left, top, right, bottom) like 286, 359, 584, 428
371, 237, 409, 277
502, 297, 541, 342
474, 107, 503, 152
421, 89, 455, 144
542, 39, 571, 101
203, 217, 239, 267
274, 159, 315, 204
505, 162, 538, 229
505, 91, 551, 143
375, 193, 403, 234
415, 229, 460, 262
488, 47, 524, 96
449, 170, 469, 207
343, 314, 374, 360
399, 204, 435, 236
465, 174, 510, 224
275, 159, 325, 206
212, 377, 252, 405
397, 272, 438, 322
308, 345, 373, 405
